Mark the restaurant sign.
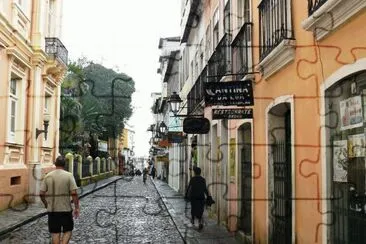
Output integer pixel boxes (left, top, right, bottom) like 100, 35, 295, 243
204, 80, 254, 106
212, 108, 253, 120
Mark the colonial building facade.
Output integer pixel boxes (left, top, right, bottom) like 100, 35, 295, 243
154, 0, 366, 243
0, 0, 67, 210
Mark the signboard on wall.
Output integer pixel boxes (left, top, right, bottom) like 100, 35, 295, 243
204, 80, 254, 106
212, 108, 253, 120
340, 95, 363, 130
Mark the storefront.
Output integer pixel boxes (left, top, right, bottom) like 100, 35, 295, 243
325, 70, 366, 243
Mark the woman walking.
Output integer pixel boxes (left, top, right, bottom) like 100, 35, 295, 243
185, 167, 210, 230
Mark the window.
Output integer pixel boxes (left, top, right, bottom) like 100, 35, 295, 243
10, 79, 17, 96
199, 39, 204, 71
9, 78, 19, 140
10, 101, 16, 136
183, 47, 189, 81
308, 0, 328, 15
212, 8, 220, 49
194, 51, 199, 80
47, 0, 56, 36
224, 0, 231, 34
44, 93, 51, 113
258, 0, 294, 60
232, 23, 253, 80
237, 0, 250, 26
205, 23, 211, 62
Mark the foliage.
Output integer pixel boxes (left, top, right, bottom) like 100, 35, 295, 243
59, 57, 135, 154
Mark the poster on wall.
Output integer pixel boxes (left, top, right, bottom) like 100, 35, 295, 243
340, 95, 363, 130
333, 140, 348, 182
348, 133, 366, 158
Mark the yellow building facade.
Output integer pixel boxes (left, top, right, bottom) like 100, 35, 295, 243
179, 0, 366, 243
0, 0, 67, 211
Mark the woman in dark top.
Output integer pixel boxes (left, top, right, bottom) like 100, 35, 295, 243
185, 167, 209, 230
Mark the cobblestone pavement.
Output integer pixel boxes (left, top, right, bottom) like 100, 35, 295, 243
0, 177, 183, 244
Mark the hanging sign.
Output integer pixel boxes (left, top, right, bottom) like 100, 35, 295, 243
168, 132, 185, 143
212, 108, 253, 120
183, 118, 210, 134
204, 80, 254, 106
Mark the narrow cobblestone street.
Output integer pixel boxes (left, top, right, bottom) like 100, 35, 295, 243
1, 177, 183, 244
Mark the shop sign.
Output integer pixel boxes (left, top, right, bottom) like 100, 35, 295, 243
168, 132, 184, 143
98, 140, 108, 152
204, 80, 254, 106
183, 118, 210, 134
212, 108, 253, 120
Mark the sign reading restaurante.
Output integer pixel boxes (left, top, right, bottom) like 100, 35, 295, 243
212, 108, 253, 120
204, 80, 254, 106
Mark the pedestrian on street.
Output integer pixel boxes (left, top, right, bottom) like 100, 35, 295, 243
143, 167, 149, 184
185, 167, 210, 230
150, 164, 156, 180
40, 156, 80, 244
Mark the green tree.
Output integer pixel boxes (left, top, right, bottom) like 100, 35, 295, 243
59, 58, 135, 155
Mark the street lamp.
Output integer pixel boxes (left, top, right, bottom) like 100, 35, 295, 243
153, 135, 161, 144
167, 91, 204, 118
36, 113, 51, 140
167, 92, 182, 116
159, 121, 168, 135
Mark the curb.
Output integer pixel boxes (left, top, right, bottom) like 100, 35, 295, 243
0, 176, 124, 240
150, 178, 187, 244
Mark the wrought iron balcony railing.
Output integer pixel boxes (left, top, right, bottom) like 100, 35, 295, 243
45, 37, 68, 65
308, 0, 328, 15
207, 33, 231, 82
187, 66, 207, 115
231, 22, 253, 81
259, 0, 294, 60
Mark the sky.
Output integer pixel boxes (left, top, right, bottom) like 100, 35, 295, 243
62, 0, 181, 158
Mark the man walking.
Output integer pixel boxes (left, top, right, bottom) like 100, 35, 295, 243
40, 156, 80, 244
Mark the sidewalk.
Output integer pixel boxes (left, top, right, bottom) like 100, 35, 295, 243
0, 175, 124, 239
152, 179, 240, 244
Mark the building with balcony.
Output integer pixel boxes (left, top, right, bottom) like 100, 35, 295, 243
0, 0, 68, 210
166, 0, 366, 243
157, 36, 187, 191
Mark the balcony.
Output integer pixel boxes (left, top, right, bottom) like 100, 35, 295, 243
258, 0, 294, 61
231, 22, 253, 81
45, 37, 68, 66
308, 0, 328, 15
187, 66, 207, 115
303, 0, 366, 40
207, 33, 231, 82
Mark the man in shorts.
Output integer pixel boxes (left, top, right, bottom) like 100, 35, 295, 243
40, 156, 80, 244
